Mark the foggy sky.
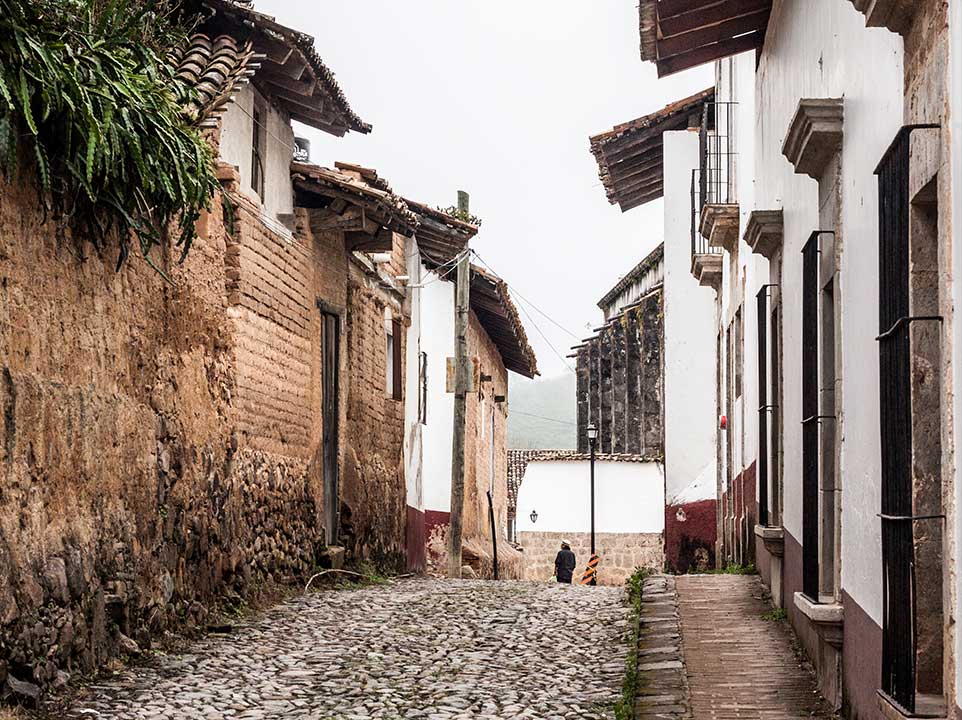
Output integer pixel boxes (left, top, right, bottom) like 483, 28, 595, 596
255, 1, 711, 379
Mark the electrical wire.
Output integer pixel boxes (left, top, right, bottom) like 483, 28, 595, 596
470, 250, 582, 342
510, 410, 576, 426
468, 249, 579, 373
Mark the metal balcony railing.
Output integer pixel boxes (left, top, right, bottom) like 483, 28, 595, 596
700, 101, 738, 206
691, 169, 722, 257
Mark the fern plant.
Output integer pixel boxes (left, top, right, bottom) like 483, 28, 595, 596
0, 0, 217, 272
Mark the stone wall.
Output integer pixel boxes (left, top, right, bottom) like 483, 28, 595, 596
0, 145, 413, 693
519, 531, 663, 586
576, 288, 663, 456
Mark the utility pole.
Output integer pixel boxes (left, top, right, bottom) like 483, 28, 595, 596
447, 190, 471, 579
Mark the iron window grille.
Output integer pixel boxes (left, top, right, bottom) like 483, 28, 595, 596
756, 285, 778, 528
800, 231, 835, 602
876, 124, 941, 714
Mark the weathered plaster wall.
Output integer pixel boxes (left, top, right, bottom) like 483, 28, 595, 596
219, 87, 294, 221
0, 158, 328, 693
662, 130, 718, 505
515, 460, 665, 536
755, 0, 903, 625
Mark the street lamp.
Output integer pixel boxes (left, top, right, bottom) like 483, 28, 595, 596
586, 423, 598, 586
529, 509, 538, 524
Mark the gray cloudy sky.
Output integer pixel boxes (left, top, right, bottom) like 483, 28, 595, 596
257, 1, 711, 379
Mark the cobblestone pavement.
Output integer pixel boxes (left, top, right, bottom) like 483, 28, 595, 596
635, 574, 833, 719
69, 578, 628, 720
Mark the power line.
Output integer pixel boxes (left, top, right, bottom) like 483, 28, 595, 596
469, 250, 578, 373
510, 410, 576, 426
470, 250, 581, 342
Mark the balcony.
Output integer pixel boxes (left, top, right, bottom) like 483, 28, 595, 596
689, 101, 737, 290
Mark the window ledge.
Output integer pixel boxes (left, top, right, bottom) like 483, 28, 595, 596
781, 98, 844, 179
793, 592, 843, 648
744, 210, 784, 260
878, 690, 947, 719
753, 524, 785, 557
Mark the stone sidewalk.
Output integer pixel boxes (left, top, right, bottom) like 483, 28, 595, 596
635, 574, 833, 719
68, 578, 628, 720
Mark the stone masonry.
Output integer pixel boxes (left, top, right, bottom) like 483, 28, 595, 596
0, 133, 413, 693
520, 531, 662, 586
576, 288, 663, 457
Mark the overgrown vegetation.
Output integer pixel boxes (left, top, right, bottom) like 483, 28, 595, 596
613, 569, 646, 720
703, 562, 757, 575
0, 0, 217, 271
762, 606, 788, 622
437, 205, 482, 227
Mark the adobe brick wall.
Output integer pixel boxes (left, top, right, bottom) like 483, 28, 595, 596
0, 138, 413, 692
0, 145, 342, 692
519, 531, 663, 586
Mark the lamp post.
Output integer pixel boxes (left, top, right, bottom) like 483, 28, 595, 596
586, 423, 598, 586
529, 509, 538, 525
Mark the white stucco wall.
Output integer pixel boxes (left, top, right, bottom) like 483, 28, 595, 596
663, 130, 718, 500
950, 0, 962, 705
403, 240, 425, 511
219, 86, 294, 221
420, 271, 456, 513
754, 0, 903, 623
515, 460, 665, 534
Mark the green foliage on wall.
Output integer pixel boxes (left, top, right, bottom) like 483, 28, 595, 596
0, 0, 216, 272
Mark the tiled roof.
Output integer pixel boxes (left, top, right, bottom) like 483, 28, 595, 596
471, 266, 539, 379
590, 88, 713, 212
507, 449, 543, 512
292, 162, 419, 238
598, 243, 664, 311
403, 198, 478, 270
169, 34, 258, 127
526, 451, 661, 463
200, 0, 370, 136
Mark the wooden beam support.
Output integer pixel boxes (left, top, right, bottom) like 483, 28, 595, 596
657, 8, 771, 59
656, 29, 765, 77
659, 0, 770, 36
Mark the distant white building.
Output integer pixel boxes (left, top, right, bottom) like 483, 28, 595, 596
511, 451, 664, 585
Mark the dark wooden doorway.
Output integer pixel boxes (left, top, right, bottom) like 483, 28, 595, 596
321, 311, 340, 545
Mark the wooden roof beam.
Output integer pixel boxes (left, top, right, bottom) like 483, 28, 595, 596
656, 29, 765, 77
657, 8, 771, 60
658, 0, 771, 37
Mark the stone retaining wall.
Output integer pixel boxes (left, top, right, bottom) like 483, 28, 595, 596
519, 531, 663, 586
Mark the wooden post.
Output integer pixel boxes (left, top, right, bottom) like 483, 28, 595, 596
447, 192, 471, 578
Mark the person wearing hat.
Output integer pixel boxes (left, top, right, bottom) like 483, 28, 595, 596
554, 540, 576, 584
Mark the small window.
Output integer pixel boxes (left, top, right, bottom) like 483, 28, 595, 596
733, 307, 743, 399
385, 313, 402, 400
251, 99, 266, 198
418, 352, 428, 424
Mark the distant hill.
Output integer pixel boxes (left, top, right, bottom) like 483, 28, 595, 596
507, 372, 577, 450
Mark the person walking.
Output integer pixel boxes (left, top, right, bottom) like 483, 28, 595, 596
554, 540, 576, 584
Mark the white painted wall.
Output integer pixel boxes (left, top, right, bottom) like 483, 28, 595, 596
403, 239, 425, 511
753, 0, 903, 623
950, 0, 962, 704
420, 270, 456, 513
663, 130, 718, 500
515, 460, 665, 534
219, 86, 294, 221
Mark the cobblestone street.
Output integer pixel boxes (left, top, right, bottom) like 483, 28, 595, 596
68, 579, 627, 720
